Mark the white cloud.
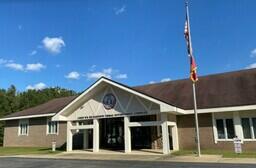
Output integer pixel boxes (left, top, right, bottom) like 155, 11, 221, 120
86, 68, 112, 80
115, 73, 127, 79
2, 60, 46, 72
149, 78, 171, 84
161, 78, 171, 82
245, 63, 256, 69
26, 82, 47, 90
86, 66, 128, 80
42, 36, 65, 54
103, 68, 113, 74
25, 63, 45, 71
0, 58, 13, 65
0, 59, 6, 64
5, 63, 24, 71
250, 48, 256, 58
114, 5, 126, 15
86, 71, 111, 80
89, 65, 96, 71
65, 71, 80, 80
18, 25, 22, 30
29, 50, 37, 56
56, 64, 61, 68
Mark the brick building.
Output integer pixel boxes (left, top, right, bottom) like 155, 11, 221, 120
1, 69, 256, 154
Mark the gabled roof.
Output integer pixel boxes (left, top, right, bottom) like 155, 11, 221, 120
2, 68, 256, 120
1, 96, 77, 120
52, 77, 184, 121
134, 68, 256, 110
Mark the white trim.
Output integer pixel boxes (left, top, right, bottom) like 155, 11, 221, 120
70, 124, 94, 130
46, 118, 59, 135
93, 119, 99, 152
223, 118, 228, 139
124, 116, 131, 153
215, 139, 234, 142
241, 117, 256, 140
18, 119, 29, 136
233, 112, 243, 142
212, 113, 218, 143
110, 86, 126, 113
250, 118, 255, 139
243, 139, 256, 142
66, 121, 73, 152
103, 79, 184, 113
52, 78, 185, 121
185, 104, 256, 114
214, 118, 235, 141
0, 113, 56, 121
161, 113, 170, 154
167, 121, 176, 126
128, 121, 162, 127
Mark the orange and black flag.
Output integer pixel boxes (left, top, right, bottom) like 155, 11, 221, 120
184, 3, 198, 83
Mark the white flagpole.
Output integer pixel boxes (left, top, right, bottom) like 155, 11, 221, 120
186, 1, 201, 157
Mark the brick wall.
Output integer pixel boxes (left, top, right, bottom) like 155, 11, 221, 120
177, 113, 256, 151
3, 117, 67, 148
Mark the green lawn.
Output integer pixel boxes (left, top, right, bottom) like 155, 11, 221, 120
0, 147, 63, 156
172, 149, 256, 158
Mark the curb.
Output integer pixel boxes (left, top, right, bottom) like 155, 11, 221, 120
0, 154, 255, 164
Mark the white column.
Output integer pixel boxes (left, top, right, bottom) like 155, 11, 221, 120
124, 116, 131, 153
212, 113, 218, 143
233, 112, 243, 142
83, 130, 89, 149
93, 119, 99, 152
171, 124, 179, 151
66, 121, 73, 152
161, 113, 170, 154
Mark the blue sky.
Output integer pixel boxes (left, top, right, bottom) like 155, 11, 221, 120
0, 0, 256, 92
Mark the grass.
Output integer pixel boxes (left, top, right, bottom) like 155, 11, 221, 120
0, 147, 63, 156
172, 149, 256, 158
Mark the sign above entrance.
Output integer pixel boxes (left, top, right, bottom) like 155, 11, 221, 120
103, 93, 116, 110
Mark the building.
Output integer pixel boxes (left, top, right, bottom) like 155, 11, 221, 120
1, 69, 256, 154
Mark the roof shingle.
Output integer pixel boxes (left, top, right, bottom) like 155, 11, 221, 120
4, 96, 77, 119
4, 68, 256, 119
134, 68, 256, 109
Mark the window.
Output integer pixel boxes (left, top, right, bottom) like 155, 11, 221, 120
252, 118, 256, 138
241, 117, 256, 139
216, 119, 235, 139
47, 120, 58, 134
226, 119, 235, 139
216, 119, 225, 139
241, 118, 252, 139
19, 120, 29, 135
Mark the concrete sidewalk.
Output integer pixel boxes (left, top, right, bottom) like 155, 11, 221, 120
2, 150, 256, 164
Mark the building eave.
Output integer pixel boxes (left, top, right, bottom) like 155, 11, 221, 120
52, 77, 185, 121
184, 104, 256, 114
0, 113, 56, 121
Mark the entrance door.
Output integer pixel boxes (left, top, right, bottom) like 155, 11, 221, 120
131, 127, 151, 149
100, 118, 124, 150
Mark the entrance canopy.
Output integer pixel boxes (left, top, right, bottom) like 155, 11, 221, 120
52, 77, 185, 121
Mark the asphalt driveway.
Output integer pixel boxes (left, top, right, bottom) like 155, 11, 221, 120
0, 157, 255, 168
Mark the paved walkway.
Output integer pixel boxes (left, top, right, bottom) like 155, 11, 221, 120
2, 150, 256, 164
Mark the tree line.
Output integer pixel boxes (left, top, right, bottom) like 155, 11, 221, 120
0, 85, 78, 146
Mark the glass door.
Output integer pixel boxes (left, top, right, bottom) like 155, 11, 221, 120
100, 118, 124, 150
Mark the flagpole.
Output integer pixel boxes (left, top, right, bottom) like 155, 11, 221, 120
186, 1, 201, 157
192, 82, 201, 157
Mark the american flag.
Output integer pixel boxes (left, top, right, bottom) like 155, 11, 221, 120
184, 7, 198, 83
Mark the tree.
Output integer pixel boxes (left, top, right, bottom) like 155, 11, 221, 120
0, 86, 78, 146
